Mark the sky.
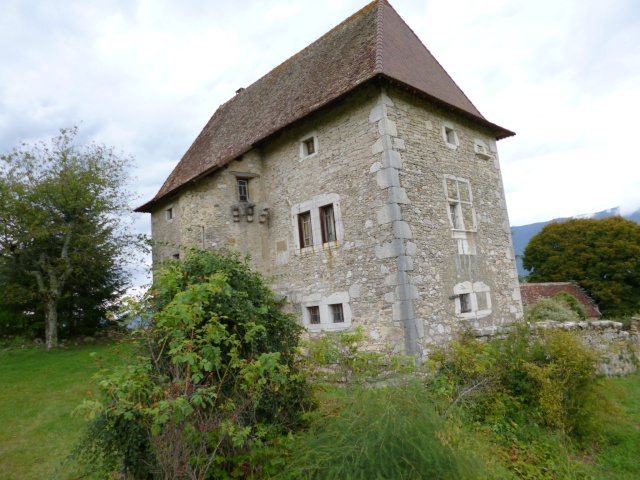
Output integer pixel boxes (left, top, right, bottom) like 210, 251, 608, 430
2, 0, 640, 283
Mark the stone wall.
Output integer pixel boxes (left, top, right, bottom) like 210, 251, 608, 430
475, 319, 640, 376
148, 83, 523, 358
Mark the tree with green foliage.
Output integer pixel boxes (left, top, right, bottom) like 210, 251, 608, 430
0, 127, 141, 348
76, 248, 315, 478
522, 217, 640, 318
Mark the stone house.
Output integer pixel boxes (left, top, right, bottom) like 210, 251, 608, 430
519, 282, 602, 320
137, 0, 523, 357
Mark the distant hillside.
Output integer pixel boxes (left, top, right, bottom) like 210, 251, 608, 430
512, 207, 640, 278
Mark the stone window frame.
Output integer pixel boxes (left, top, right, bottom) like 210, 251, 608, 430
444, 175, 477, 255
291, 193, 344, 255
453, 281, 492, 319
301, 292, 352, 332
473, 139, 491, 160
165, 204, 175, 223
299, 131, 318, 161
441, 122, 460, 150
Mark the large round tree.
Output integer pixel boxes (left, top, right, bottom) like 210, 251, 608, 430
522, 216, 640, 318
0, 127, 143, 348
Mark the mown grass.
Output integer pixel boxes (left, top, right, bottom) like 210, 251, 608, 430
0, 343, 131, 480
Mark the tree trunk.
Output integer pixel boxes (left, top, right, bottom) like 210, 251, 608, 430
45, 297, 59, 349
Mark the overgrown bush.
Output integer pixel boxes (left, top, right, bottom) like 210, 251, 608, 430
552, 292, 587, 319
284, 383, 487, 480
75, 248, 315, 479
429, 323, 603, 477
526, 298, 581, 322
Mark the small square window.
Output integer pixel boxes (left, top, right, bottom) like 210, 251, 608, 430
237, 178, 249, 202
320, 205, 336, 243
166, 207, 174, 221
303, 138, 315, 156
459, 293, 471, 313
445, 127, 456, 145
298, 211, 313, 248
308, 306, 320, 324
172, 253, 180, 260
330, 304, 344, 323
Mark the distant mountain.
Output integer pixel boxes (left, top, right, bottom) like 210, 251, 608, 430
512, 207, 640, 278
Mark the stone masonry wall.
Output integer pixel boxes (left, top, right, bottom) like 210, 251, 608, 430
149, 83, 523, 358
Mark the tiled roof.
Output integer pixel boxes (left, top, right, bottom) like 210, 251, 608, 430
519, 282, 602, 318
137, 0, 514, 212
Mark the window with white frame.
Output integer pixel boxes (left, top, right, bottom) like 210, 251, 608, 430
291, 193, 344, 254
453, 281, 492, 319
299, 131, 318, 160
441, 122, 460, 149
301, 292, 352, 331
444, 175, 477, 255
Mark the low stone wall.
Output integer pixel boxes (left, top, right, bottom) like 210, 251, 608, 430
474, 318, 640, 376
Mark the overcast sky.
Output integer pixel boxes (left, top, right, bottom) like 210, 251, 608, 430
2, 0, 639, 283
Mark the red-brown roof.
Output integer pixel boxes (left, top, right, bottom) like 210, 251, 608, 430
520, 282, 602, 318
137, 0, 514, 212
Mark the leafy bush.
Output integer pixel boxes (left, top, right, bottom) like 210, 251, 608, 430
526, 298, 581, 323
552, 292, 587, 319
429, 323, 603, 477
75, 248, 315, 478
284, 383, 487, 480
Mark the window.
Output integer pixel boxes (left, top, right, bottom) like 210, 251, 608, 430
166, 207, 174, 221
453, 282, 492, 319
459, 293, 471, 313
237, 178, 249, 202
308, 306, 320, 324
320, 205, 336, 243
298, 211, 313, 248
299, 132, 318, 160
441, 122, 459, 149
330, 304, 344, 323
301, 292, 351, 332
445, 176, 475, 232
303, 137, 315, 155
291, 193, 343, 254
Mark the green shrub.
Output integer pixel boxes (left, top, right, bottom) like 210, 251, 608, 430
75, 248, 315, 479
284, 383, 487, 479
526, 298, 581, 322
552, 292, 587, 320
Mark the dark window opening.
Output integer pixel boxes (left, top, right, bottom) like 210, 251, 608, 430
172, 253, 180, 260
303, 138, 315, 156
308, 306, 320, 324
330, 304, 344, 323
166, 207, 174, 220
320, 205, 336, 243
459, 293, 471, 313
445, 127, 456, 145
237, 178, 249, 202
298, 211, 313, 248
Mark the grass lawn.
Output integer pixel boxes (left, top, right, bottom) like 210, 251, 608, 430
593, 374, 640, 478
0, 343, 130, 480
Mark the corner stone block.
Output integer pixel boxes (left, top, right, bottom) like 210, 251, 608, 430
371, 138, 385, 155
392, 221, 413, 239
382, 150, 403, 169
375, 239, 405, 259
388, 187, 411, 204
376, 167, 400, 189
397, 255, 414, 271
406, 241, 418, 256
377, 203, 402, 225
377, 91, 395, 106
392, 300, 414, 322
385, 271, 409, 286
393, 138, 406, 150
378, 118, 398, 137
502, 220, 511, 234
396, 284, 419, 300
369, 104, 386, 124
